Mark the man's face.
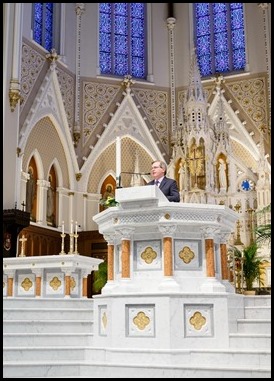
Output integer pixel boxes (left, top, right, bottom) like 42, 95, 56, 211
150, 162, 165, 179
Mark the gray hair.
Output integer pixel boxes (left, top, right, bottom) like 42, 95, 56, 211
151, 160, 167, 175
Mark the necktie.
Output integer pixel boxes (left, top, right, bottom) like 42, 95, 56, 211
155, 180, 160, 186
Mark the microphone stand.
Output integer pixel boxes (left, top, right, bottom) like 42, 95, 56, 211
116, 172, 151, 189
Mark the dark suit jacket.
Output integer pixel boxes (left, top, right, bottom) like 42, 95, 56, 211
147, 176, 180, 202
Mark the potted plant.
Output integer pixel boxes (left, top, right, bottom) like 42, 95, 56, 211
229, 242, 264, 294
99, 196, 119, 209
255, 204, 271, 247
92, 261, 107, 294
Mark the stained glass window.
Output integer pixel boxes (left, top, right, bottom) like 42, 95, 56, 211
194, 3, 246, 77
33, 3, 60, 52
99, 3, 146, 79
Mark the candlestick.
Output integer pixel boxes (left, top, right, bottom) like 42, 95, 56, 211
116, 136, 121, 187
68, 233, 74, 254
59, 232, 66, 255
62, 221, 65, 235
70, 220, 73, 234
74, 233, 79, 255
75, 221, 78, 235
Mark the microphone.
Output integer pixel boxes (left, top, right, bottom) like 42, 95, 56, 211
120, 171, 151, 175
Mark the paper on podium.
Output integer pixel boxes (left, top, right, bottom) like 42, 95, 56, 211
115, 185, 168, 208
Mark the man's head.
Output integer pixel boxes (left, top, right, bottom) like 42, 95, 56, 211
150, 160, 166, 179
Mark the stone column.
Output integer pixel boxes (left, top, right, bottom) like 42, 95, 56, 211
104, 234, 116, 281
32, 269, 42, 297
205, 238, 215, 277
61, 268, 75, 297
5, 270, 15, 297
220, 234, 230, 280
81, 270, 90, 298
68, 192, 74, 226
56, 187, 66, 229
201, 227, 226, 293
158, 224, 179, 291
121, 240, 130, 278
108, 244, 114, 280
201, 227, 220, 277
116, 228, 134, 279
159, 224, 177, 277
36, 179, 48, 225
163, 237, 172, 276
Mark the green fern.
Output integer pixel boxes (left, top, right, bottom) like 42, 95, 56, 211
93, 261, 107, 293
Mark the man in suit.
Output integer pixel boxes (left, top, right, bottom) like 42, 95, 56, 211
147, 160, 180, 202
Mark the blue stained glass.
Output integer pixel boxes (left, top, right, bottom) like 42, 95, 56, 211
114, 3, 127, 15
195, 3, 209, 17
200, 55, 212, 76
115, 35, 127, 54
231, 29, 244, 48
214, 32, 228, 53
100, 3, 111, 13
34, 25, 42, 45
100, 13, 111, 33
132, 56, 145, 78
131, 3, 144, 18
34, 3, 43, 23
45, 32, 52, 51
33, 3, 55, 51
231, 9, 244, 29
197, 36, 210, 55
215, 52, 229, 72
230, 3, 242, 10
233, 49, 246, 70
214, 12, 227, 33
194, 3, 245, 77
114, 15, 127, 34
132, 37, 143, 56
114, 54, 128, 75
100, 33, 111, 52
132, 18, 144, 37
196, 16, 210, 36
99, 3, 146, 79
213, 3, 226, 13
100, 52, 112, 74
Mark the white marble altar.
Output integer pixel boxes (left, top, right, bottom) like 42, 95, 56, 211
3, 254, 103, 299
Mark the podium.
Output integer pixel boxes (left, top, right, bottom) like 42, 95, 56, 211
92, 186, 241, 351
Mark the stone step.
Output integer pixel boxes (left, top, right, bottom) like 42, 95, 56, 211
85, 347, 271, 368
3, 346, 270, 367
3, 307, 93, 321
3, 320, 93, 333
229, 333, 271, 350
3, 332, 93, 347
3, 297, 94, 309
3, 360, 271, 378
243, 296, 271, 307
244, 306, 271, 319
3, 346, 87, 362
3, 295, 271, 378
236, 319, 271, 334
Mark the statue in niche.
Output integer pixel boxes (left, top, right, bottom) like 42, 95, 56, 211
218, 158, 227, 191
178, 160, 186, 192
47, 175, 56, 226
26, 167, 36, 220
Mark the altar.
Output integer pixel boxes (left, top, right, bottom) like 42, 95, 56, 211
3, 254, 103, 299
92, 185, 240, 350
